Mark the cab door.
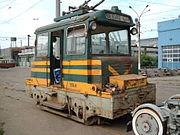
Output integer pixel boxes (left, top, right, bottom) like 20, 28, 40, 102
62, 24, 89, 88
50, 30, 64, 86
31, 32, 50, 86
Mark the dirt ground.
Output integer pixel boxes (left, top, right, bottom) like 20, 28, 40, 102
0, 67, 180, 135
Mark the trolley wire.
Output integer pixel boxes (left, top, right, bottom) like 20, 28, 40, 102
0, 0, 44, 24
143, 8, 180, 17
0, 36, 36, 39
0, 0, 12, 4
133, 0, 180, 8
0, 0, 16, 9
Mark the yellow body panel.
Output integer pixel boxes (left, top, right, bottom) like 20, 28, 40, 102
31, 68, 50, 73
62, 60, 101, 65
27, 59, 113, 98
26, 79, 111, 98
108, 65, 120, 76
62, 69, 102, 75
32, 60, 101, 66
26, 78, 50, 86
109, 74, 147, 90
32, 61, 50, 65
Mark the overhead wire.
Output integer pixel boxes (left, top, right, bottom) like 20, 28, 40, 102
133, 0, 180, 8
129, 0, 180, 17
0, 0, 12, 4
0, 0, 16, 9
143, 8, 179, 17
0, 36, 36, 39
0, 0, 36, 19
0, 0, 44, 24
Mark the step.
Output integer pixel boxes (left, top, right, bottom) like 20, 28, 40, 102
41, 101, 66, 110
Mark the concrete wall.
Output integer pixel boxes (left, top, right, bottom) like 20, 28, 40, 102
0, 48, 12, 59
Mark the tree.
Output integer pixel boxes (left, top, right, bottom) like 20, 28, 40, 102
141, 52, 158, 68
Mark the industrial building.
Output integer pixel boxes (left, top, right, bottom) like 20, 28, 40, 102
131, 37, 158, 57
0, 46, 34, 67
18, 47, 35, 67
0, 47, 24, 64
158, 17, 180, 69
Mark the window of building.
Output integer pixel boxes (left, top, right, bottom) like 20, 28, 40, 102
162, 45, 180, 62
66, 25, 85, 55
36, 33, 48, 57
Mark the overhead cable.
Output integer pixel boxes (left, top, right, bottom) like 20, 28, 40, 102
0, 0, 43, 24
133, 0, 180, 8
144, 8, 179, 16
0, 0, 16, 9
0, 0, 12, 4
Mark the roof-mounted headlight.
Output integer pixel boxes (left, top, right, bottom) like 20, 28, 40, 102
130, 27, 138, 35
89, 21, 97, 31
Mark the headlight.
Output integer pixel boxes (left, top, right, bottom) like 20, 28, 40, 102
130, 27, 138, 35
89, 21, 97, 31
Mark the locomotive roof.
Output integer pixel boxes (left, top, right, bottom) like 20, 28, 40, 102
35, 9, 134, 34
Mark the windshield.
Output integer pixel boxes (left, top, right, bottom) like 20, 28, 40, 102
91, 26, 129, 55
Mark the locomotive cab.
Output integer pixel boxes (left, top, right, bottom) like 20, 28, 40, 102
89, 21, 138, 88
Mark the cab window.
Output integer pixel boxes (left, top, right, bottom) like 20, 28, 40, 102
66, 25, 85, 55
36, 33, 48, 57
91, 24, 129, 55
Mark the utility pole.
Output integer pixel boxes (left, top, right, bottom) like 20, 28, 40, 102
56, 0, 61, 18
0, 44, 1, 56
20, 40, 22, 47
27, 35, 31, 47
129, 5, 150, 70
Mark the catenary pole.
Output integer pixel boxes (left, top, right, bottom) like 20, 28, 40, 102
129, 5, 150, 70
56, 0, 61, 17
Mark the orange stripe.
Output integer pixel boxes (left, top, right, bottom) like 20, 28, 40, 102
62, 69, 102, 75
32, 61, 50, 65
31, 68, 50, 72
62, 60, 101, 65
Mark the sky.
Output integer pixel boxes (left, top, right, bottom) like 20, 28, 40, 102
0, 0, 180, 48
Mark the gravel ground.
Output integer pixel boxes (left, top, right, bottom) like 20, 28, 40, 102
0, 67, 180, 135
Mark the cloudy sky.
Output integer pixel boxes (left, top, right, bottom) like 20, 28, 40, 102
0, 0, 180, 48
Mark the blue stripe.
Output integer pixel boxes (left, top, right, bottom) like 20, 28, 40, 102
62, 65, 101, 69
31, 72, 50, 79
31, 65, 50, 68
63, 74, 101, 83
35, 57, 49, 61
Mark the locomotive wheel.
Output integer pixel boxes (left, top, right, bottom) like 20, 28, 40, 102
132, 108, 164, 135
84, 117, 99, 126
168, 94, 180, 100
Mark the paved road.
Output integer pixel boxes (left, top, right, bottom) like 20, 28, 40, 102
148, 76, 180, 105
0, 67, 180, 135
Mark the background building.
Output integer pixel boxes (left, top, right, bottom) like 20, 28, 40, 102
18, 47, 35, 67
158, 17, 180, 69
0, 46, 34, 67
131, 37, 158, 57
0, 47, 24, 64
